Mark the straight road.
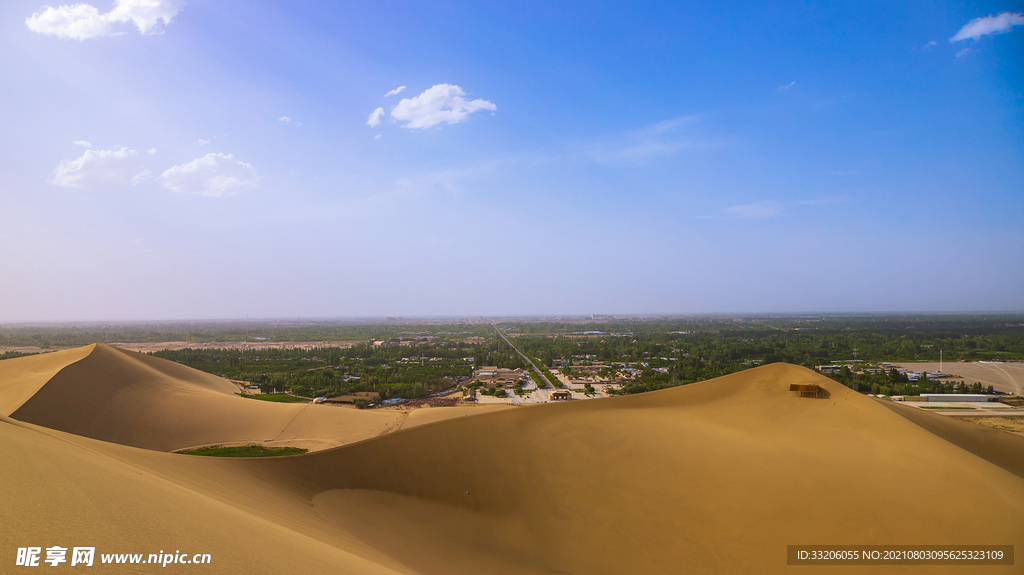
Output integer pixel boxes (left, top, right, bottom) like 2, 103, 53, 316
493, 326, 551, 390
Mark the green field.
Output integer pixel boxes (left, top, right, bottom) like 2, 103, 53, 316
177, 444, 308, 457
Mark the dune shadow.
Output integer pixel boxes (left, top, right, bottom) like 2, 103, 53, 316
808, 388, 830, 399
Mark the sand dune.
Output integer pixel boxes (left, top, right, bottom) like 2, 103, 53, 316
271, 365, 1024, 574
2, 348, 1023, 574
2, 344, 415, 451
0, 344, 93, 415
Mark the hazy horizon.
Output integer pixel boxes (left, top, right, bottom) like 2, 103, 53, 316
2, 1, 1022, 322
3, 311, 1024, 329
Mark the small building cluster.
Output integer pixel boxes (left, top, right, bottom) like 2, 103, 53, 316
816, 363, 953, 381
472, 366, 528, 385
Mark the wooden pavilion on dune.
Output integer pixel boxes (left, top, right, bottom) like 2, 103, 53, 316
789, 383, 828, 399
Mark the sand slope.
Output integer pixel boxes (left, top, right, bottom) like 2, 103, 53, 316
2, 344, 411, 451
2, 349, 1023, 574
0, 344, 94, 415
275, 364, 1024, 574
0, 414, 413, 575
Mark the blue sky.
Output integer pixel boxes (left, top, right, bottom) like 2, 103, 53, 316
1, 0, 1021, 321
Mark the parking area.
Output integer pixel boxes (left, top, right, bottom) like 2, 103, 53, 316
902, 401, 1024, 417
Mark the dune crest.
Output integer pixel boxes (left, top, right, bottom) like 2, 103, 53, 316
0, 344, 94, 415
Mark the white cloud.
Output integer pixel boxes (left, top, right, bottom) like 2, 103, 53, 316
384, 86, 406, 97
956, 47, 977, 58
50, 147, 150, 189
73, 140, 91, 147
374, 134, 382, 140
147, 148, 156, 154
724, 202, 779, 219
279, 116, 291, 122
26, 4, 111, 40
366, 107, 384, 127
924, 40, 937, 48
777, 81, 796, 92
390, 84, 496, 129
25, 0, 184, 40
198, 139, 210, 145
950, 12, 1023, 42
108, 0, 185, 34
157, 153, 257, 197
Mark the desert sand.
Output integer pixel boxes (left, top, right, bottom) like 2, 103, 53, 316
959, 416, 1024, 437
2, 346, 1023, 573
